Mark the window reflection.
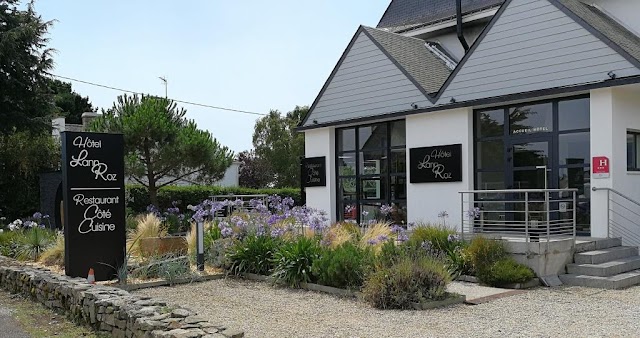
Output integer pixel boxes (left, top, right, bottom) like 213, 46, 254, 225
513, 142, 548, 167
509, 103, 552, 135
359, 124, 387, 150
477, 109, 504, 137
559, 98, 590, 131
559, 133, 589, 166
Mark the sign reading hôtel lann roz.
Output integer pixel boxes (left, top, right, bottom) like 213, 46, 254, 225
61, 132, 126, 281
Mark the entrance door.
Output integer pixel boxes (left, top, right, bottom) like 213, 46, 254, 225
506, 135, 555, 225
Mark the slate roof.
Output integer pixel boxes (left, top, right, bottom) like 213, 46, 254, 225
363, 26, 452, 95
377, 0, 504, 32
556, 0, 640, 65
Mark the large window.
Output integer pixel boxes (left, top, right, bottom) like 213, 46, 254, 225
628, 131, 640, 171
336, 121, 406, 225
474, 96, 591, 233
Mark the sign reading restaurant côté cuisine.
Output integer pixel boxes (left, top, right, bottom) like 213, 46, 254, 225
62, 132, 126, 281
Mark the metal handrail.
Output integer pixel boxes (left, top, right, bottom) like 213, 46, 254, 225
592, 187, 640, 208
459, 188, 577, 243
592, 187, 640, 246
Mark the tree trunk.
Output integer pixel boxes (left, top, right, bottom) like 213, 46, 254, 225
143, 138, 158, 207
148, 183, 158, 208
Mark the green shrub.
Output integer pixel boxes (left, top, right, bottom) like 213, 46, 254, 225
409, 224, 457, 252
207, 238, 235, 269
271, 236, 321, 287
466, 236, 507, 274
376, 239, 445, 269
478, 258, 535, 287
16, 227, 56, 261
311, 242, 374, 289
0, 231, 21, 258
39, 233, 65, 266
126, 185, 301, 212
228, 235, 282, 275
447, 245, 475, 277
362, 256, 452, 309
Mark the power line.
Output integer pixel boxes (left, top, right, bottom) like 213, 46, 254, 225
48, 73, 266, 116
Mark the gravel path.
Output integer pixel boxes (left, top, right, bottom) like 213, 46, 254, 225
136, 279, 640, 338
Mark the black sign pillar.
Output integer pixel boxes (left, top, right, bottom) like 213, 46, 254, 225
61, 132, 126, 281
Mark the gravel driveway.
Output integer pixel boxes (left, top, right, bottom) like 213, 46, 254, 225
136, 278, 640, 338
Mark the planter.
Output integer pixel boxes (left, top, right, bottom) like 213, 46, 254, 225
411, 293, 466, 310
117, 274, 224, 291
139, 236, 187, 257
501, 278, 540, 289
455, 275, 479, 283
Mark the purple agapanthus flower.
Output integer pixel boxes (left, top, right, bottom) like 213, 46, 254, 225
367, 239, 378, 245
32, 212, 42, 220
380, 204, 394, 216
377, 235, 389, 242
447, 234, 460, 242
466, 207, 481, 220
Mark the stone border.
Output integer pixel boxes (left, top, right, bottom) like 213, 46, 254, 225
464, 290, 527, 305
455, 275, 540, 289
117, 274, 224, 292
412, 293, 466, 310
0, 258, 243, 338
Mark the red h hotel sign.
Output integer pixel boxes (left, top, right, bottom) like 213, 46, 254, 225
592, 156, 610, 179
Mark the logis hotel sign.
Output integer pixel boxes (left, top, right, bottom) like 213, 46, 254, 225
62, 132, 126, 281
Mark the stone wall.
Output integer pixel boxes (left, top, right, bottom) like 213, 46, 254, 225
0, 261, 243, 338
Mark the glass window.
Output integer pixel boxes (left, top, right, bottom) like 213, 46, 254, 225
390, 121, 406, 147
559, 133, 590, 166
360, 150, 387, 175
390, 176, 406, 200
510, 103, 553, 135
559, 98, 590, 131
361, 178, 386, 200
336, 120, 406, 224
477, 141, 504, 169
390, 149, 406, 173
559, 167, 590, 199
477, 109, 504, 138
338, 178, 357, 201
338, 128, 356, 152
513, 141, 549, 167
338, 153, 356, 176
359, 124, 387, 150
477, 172, 505, 190
513, 169, 550, 189
628, 131, 640, 171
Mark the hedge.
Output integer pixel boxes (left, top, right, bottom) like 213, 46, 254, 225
126, 185, 302, 213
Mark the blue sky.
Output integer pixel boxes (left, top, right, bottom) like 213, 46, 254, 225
36, 1, 390, 152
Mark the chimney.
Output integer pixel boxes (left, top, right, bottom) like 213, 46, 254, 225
456, 0, 470, 52
81, 112, 99, 131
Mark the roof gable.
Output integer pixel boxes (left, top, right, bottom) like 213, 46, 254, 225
378, 0, 504, 31
436, 0, 640, 105
301, 27, 436, 127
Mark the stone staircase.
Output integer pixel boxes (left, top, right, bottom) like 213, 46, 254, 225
559, 238, 640, 289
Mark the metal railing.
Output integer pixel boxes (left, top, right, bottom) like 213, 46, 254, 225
459, 189, 578, 243
592, 187, 640, 247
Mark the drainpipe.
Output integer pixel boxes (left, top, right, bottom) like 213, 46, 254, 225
456, 0, 470, 52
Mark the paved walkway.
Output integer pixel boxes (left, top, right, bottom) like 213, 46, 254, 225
0, 302, 29, 338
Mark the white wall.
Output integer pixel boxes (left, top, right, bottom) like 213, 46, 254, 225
590, 84, 640, 238
405, 108, 474, 229
304, 127, 336, 223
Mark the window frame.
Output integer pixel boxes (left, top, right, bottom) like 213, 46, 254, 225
335, 120, 406, 225
628, 131, 640, 172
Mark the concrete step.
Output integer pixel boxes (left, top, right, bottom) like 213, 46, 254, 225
574, 246, 638, 265
559, 269, 640, 289
575, 237, 622, 253
567, 256, 640, 277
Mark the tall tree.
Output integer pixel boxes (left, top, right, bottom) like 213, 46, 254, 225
91, 94, 234, 206
49, 79, 96, 124
0, 0, 55, 135
237, 150, 274, 189
252, 106, 307, 188
0, 0, 60, 218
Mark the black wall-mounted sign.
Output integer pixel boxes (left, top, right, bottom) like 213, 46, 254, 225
409, 144, 462, 183
302, 157, 326, 187
61, 132, 126, 281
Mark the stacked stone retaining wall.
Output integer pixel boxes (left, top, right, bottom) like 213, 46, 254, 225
0, 260, 243, 338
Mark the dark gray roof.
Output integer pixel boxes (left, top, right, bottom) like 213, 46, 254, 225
377, 0, 504, 31
556, 0, 640, 65
363, 26, 452, 95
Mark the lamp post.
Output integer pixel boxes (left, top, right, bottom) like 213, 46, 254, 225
159, 76, 168, 98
